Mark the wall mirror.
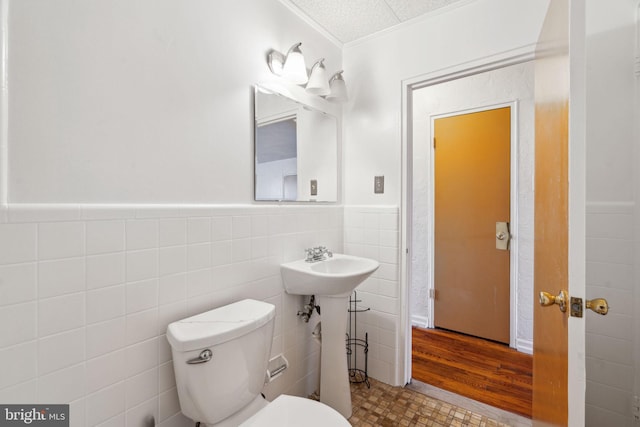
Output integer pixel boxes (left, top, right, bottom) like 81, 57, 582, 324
254, 85, 338, 202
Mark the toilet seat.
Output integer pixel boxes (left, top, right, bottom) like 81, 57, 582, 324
240, 395, 350, 426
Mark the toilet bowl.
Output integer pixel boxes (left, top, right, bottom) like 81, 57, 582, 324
166, 299, 350, 427
239, 395, 349, 426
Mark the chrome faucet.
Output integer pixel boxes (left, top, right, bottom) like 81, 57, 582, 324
305, 246, 333, 262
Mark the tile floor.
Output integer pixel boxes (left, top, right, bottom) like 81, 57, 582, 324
349, 378, 530, 427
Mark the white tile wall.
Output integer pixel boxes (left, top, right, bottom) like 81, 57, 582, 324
0, 263, 37, 305
0, 204, 343, 427
38, 222, 85, 260
0, 223, 37, 264
585, 202, 636, 427
86, 220, 126, 255
39, 258, 86, 297
38, 293, 86, 336
344, 206, 400, 385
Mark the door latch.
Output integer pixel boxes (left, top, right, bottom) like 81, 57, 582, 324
559, 295, 610, 317
496, 222, 511, 250
570, 297, 583, 317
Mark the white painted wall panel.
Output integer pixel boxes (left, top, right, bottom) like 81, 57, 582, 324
7, 0, 341, 203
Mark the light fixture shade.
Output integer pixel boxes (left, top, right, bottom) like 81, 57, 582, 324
306, 59, 331, 96
327, 71, 348, 102
282, 43, 308, 85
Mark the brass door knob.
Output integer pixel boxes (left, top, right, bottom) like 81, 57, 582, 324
539, 290, 568, 312
586, 298, 609, 315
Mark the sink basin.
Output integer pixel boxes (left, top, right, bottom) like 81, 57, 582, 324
280, 254, 379, 297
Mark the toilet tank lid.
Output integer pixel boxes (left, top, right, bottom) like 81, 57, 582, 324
166, 299, 275, 352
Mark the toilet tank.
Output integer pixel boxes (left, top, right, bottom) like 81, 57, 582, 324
166, 299, 275, 425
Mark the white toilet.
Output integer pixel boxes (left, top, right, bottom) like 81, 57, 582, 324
166, 299, 350, 427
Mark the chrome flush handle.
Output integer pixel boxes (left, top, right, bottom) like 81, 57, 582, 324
187, 349, 212, 364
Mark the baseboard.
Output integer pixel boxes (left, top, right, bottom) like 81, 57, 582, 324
411, 315, 429, 328
516, 338, 533, 355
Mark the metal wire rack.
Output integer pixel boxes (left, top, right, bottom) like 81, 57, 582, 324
346, 291, 370, 388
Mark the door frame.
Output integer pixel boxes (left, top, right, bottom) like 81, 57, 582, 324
399, 46, 537, 386
400, 41, 586, 424
427, 102, 519, 349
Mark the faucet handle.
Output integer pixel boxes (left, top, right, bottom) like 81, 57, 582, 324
305, 248, 315, 261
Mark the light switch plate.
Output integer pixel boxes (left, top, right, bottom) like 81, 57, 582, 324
310, 180, 318, 196
374, 176, 384, 194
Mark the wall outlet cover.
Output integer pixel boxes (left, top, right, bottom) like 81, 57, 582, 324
374, 176, 384, 194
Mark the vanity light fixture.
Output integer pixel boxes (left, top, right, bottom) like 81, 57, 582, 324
267, 44, 348, 102
305, 59, 331, 96
267, 42, 308, 85
326, 71, 348, 102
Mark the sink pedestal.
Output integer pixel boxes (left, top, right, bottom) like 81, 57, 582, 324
280, 254, 379, 420
317, 295, 352, 419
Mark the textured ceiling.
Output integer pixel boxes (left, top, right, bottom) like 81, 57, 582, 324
283, 0, 469, 44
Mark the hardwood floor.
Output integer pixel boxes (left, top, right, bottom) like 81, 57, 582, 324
412, 327, 533, 418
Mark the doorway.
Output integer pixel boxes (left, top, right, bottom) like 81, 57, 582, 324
433, 107, 511, 344
409, 62, 533, 352
404, 59, 536, 417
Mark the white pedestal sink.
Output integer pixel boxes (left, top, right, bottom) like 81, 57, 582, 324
280, 254, 379, 419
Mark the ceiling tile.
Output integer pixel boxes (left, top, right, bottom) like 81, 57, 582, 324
384, 0, 464, 22
285, 0, 471, 44
289, 0, 401, 43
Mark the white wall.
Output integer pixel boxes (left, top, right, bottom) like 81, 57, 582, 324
0, 0, 346, 426
584, 0, 636, 203
342, 0, 550, 206
6, 0, 341, 204
584, 0, 639, 425
342, 0, 549, 385
411, 61, 536, 353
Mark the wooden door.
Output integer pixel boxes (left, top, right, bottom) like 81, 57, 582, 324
532, 81, 569, 426
532, 0, 580, 425
433, 107, 511, 344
